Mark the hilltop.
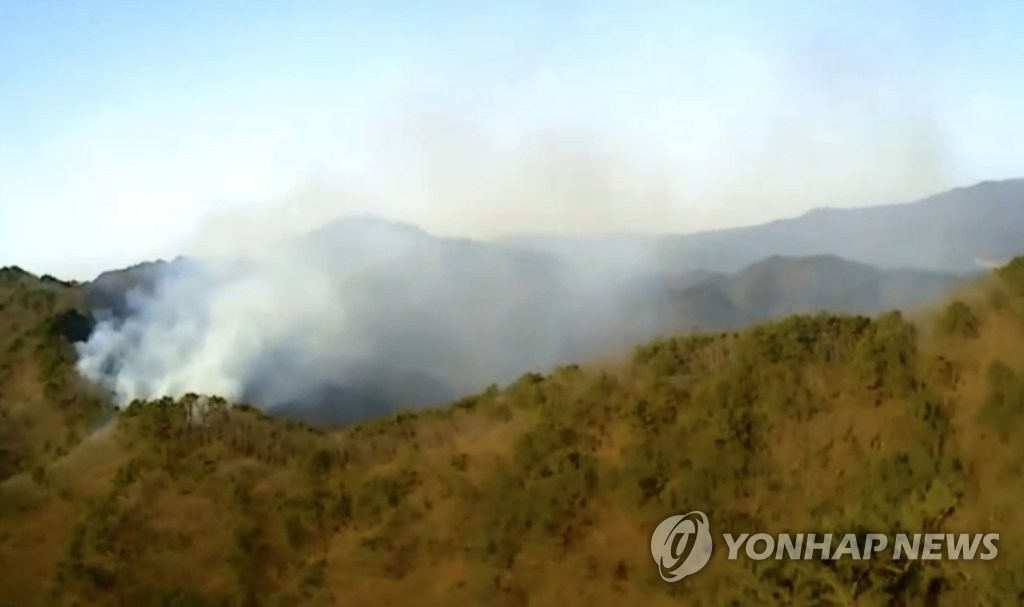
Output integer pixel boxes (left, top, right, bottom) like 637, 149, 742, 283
3, 258, 1024, 604
506, 178, 1024, 273
662, 254, 960, 331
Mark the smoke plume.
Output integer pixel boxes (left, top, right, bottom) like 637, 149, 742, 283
73, 95, 959, 425
75, 204, 677, 425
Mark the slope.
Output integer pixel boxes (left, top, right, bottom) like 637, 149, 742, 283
662, 254, 963, 330
80, 215, 964, 428
3, 261, 1024, 604
509, 178, 1024, 273
0, 267, 110, 480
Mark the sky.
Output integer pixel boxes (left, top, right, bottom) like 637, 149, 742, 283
2, 0, 1023, 279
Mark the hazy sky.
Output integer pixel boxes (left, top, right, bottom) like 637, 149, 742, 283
2, 0, 1023, 278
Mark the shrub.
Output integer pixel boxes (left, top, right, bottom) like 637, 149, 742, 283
146, 588, 209, 607
998, 256, 1024, 295
938, 301, 980, 338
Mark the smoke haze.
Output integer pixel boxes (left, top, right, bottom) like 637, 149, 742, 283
65, 0, 1013, 422
71, 100, 992, 424
76, 206, 685, 423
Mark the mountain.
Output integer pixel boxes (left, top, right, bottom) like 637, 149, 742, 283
86, 258, 196, 317
5, 260, 1024, 604
1, 179, 1022, 604
0, 268, 110, 482
264, 364, 459, 426
78, 215, 966, 426
662, 254, 963, 331
508, 179, 1024, 273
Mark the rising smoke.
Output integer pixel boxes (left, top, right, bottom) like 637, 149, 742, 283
74, 200, 678, 425
73, 90, 958, 425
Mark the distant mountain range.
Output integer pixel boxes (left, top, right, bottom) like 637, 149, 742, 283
78, 179, 1022, 425
659, 255, 961, 332
504, 178, 1024, 274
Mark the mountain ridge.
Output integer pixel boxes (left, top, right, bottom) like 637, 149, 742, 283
501, 178, 1024, 274
75, 249, 966, 426
50, 177, 1024, 285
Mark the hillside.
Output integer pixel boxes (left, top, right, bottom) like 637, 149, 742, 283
0, 267, 110, 481
508, 178, 1024, 273
663, 255, 962, 331
79, 217, 964, 427
3, 261, 1024, 604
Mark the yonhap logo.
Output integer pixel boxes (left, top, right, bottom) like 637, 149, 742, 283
650, 511, 714, 582
651, 510, 1000, 582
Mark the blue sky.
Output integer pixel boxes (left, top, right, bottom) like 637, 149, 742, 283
2, 0, 1023, 277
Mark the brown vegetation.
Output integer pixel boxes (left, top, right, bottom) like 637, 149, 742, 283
3, 261, 1024, 605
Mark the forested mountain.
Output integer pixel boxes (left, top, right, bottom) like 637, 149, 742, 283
79, 215, 966, 427
662, 254, 962, 331
4, 259, 1024, 605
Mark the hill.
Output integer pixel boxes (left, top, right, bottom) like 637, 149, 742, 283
663, 255, 962, 331
0, 267, 110, 481
4, 260, 1024, 604
508, 178, 1024, 273
78, 216, 964, 426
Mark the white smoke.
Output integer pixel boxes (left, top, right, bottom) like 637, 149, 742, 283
74, 202, 679, 424
76, 252, 363, 406
71, 108, 960, 423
